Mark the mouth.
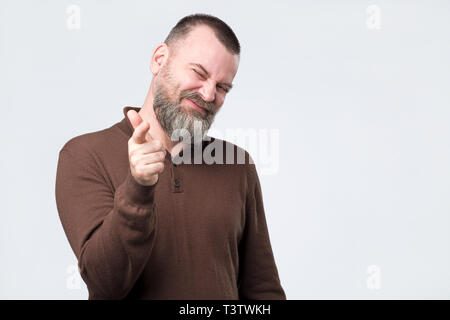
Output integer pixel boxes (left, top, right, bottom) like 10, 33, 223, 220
184, 98, 207, 114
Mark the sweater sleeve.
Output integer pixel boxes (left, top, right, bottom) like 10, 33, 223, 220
238, 161, 286, 300
55, 145, 158, 299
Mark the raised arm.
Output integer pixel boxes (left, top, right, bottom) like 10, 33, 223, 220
55, 111, 166, 299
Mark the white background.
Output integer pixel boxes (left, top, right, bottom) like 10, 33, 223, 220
1, 0, 449, 299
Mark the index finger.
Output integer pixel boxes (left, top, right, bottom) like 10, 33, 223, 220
127, 109, 154, 141
131, 120, 150, 144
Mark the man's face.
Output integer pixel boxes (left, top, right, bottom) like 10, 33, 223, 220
153, 25, 239, 141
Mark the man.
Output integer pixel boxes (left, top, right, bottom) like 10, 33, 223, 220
55, 14, 286, 300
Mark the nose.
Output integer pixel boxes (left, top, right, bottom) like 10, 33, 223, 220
199, 80, 216, 103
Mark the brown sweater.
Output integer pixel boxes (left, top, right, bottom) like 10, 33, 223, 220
55, 106, 286, 300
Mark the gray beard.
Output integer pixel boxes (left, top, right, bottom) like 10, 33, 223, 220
153, 86, 217, 144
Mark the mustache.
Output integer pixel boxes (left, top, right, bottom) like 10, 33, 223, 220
179, 90, 216, 114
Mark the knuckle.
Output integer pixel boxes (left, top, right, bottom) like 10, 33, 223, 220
130, 154, 140, 166
154, 140, 163, 149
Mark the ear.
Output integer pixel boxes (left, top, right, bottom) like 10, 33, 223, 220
150, 43, 169, 75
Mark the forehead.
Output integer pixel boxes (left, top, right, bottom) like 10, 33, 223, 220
171, 25, 239, 79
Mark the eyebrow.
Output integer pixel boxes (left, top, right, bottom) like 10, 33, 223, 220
189, 63, 233, 89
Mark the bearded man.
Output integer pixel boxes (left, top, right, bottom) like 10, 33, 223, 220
56, 14, 286, 300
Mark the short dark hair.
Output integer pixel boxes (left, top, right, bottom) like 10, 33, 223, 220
164, 14, 240, 55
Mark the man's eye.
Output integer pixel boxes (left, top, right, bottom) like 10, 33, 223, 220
218, 86, 229, 93
193, 69, 206, 79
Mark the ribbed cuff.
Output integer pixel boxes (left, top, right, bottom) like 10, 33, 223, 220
122, 170, 156, 206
